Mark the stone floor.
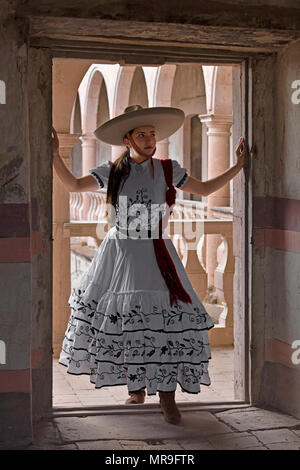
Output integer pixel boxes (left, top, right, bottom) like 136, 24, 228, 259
53, 346, 235, 407
5, 346, 299, 450
5, 405, 300, 450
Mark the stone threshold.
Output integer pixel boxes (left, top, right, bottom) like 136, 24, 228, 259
51, 400, 250, 418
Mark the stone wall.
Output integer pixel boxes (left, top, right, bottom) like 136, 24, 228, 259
1, 0, 300, 446
256, 40, 300, 417
0, 2, 33, 445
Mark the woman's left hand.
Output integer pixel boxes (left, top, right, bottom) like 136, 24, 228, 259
235, 137, 247, 170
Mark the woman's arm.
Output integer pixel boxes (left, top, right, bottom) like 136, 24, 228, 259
180, 137, 247, 197
52, 127, 98, 193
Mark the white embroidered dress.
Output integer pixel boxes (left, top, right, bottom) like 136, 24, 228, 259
59, 157, 215, 395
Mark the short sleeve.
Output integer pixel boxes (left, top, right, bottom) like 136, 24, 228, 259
171, 159, 189, 189
89, 160, 112, 189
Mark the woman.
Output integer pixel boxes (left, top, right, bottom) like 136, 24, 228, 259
52, 104, 246, 425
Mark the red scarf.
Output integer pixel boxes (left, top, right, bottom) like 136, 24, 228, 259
153, 159, 192, 307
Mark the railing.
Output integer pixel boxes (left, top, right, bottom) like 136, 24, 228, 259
66, 191, 234, 347
70, 191, 207, 221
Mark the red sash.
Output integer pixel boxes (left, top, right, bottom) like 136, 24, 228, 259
153, 159, 192, 307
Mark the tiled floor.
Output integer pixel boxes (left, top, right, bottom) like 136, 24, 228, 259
53, 346, 235, 407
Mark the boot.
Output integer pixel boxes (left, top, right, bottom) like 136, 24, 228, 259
159, 391, 181, 424
125, 389, 146, 404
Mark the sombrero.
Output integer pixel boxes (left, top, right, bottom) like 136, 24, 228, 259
93, 104, 185, 146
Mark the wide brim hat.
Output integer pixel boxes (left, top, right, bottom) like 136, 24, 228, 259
93, 104, 185, 146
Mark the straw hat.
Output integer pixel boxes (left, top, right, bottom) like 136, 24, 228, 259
94, 104, 185, 146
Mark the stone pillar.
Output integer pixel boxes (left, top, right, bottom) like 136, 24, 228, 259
198, 114, 232, 288
53, 133, 79, 358
111, 145, 124, 161
81, 133, 97, 175
80, 133, 97, 219
155, 138, 169, 158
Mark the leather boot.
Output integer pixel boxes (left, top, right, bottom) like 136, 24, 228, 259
159, 391, 181, 424
125, 389, 146, 404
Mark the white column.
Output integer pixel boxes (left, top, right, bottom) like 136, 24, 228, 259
198, 114, 232, 288
81, 133, 97, 175
111, 145, 124, 161
80, 134, 97, 221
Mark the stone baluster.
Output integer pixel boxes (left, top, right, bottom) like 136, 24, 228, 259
169, 220, 207, 301
69, 192, 76, 220
213, 233, 234, 345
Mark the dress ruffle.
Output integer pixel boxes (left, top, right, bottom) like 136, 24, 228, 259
59, 271, 215, 395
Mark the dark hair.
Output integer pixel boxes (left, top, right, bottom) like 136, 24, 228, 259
106, 128, 154, 225
105, 129, 133, 226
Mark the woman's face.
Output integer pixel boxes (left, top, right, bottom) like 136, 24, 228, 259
124, 125, 156, 156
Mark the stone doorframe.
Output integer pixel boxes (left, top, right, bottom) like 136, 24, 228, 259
28, 19, 255, 421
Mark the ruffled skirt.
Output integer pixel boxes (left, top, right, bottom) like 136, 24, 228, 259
59, 226, 215, 395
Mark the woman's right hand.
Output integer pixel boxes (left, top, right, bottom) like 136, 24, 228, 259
52, 126, 60, 160
235, 137, 247, 170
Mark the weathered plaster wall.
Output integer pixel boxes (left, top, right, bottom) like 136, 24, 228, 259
0, 2, 53, 445
0, 1, 32, 444
251, 40, 300, 417
254, 40, 300, 417
251, 52, 277, 408
1, 0, 300, 447
27, 46, 53, 423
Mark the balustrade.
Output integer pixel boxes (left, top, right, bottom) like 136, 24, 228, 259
63, 190, 234, 348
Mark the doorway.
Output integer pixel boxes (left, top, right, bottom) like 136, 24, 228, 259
51, 58, 249, 414
28, 28, 251, 418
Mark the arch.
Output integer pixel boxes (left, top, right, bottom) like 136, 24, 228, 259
96, 80, 111, 164
52, 59, 95, 133
81, 64, 120, 133
114, 66, 149, 114
82, 69, 104, 134
153, 64, 176, 107
128, 66, 148, 108
142, 67, 159, 107
171, 64, 206, 111
211, 65, 232, 115
169, 64, 207, 181
70, 92, 83, 177
113, 66, 136, 117
70, 92, 82, 134
202, 65, 217, 113
96, 80, 110, 127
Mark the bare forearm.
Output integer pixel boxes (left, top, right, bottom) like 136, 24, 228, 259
181, 163, 242, 196
181, 137, 246, 196
53, 152, 99, 192
53, 152, 78, 192
203, 163, 241, 196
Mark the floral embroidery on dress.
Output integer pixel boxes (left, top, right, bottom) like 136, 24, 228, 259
59, 157, 214, 394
